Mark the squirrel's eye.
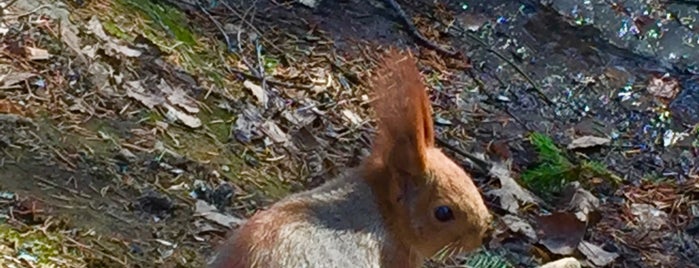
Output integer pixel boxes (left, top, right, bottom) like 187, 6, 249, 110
434, 206, 454, 222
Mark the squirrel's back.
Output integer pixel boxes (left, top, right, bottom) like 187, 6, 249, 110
209, 169, 418, 268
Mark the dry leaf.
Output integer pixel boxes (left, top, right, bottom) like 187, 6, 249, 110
456, 13, 490, 32
578, 241, 619, 266
630, 203, 667, 230
87, 16, 142, 58
233, 104, 264, 143
163, 103, 202, 129
260, 120, 289, 144
563, 182, 600, 222
502, 214, 538, 240
25, 47, 51, 60
60, 26, 85, 61
281, 108, 316, 126
194, 200, 245, 228
487, 159, 540, 213
105, 42, 142, 57
158, 79, 199, 113
82, 45, 99, 59
125, 80, 163, 109
125, 80, 200, 129
0, 23, 8, 35
86, 15, 110, 41
0, 72, 37, 88
567, 136, 611, 150
647, 74, 679, 100
88, 62, 115, 93
243, 80, 268, 106
535, 212, 586, 255
341, 109, 363, 125
309, 67, 332, 93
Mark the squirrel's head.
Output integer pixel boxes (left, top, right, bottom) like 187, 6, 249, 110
364, 48, 492, 258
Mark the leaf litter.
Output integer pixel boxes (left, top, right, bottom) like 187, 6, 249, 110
0, 0, 697, 267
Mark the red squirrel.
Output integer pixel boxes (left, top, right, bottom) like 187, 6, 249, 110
210, 48, 492, 268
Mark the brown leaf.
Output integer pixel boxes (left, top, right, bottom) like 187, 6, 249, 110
455, 12, 490, 32
0, 100, 26, 116
25, 47, 51, 60
0, 72, 37, 88
487, 140, 511, 159
535, 212, 586, 255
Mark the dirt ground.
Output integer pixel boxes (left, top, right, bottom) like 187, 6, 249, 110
0, 0, 698, 267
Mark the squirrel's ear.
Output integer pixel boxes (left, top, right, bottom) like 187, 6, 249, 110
368, 48, 434, 178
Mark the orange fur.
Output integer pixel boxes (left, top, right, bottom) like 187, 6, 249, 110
210, 205, 308, 268
210, 48, 491, 268
364, 48, 491, 258
367, 48, 434, 174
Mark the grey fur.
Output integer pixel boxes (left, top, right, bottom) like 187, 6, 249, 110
213, 169, 394, 268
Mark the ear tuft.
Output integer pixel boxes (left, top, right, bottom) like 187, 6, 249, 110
368, 48, 435, 175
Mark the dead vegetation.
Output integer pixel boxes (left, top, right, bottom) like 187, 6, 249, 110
0, 0, 698, 267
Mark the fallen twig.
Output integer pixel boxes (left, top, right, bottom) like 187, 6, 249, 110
0, 0, 20, 18
197, 3, 235, 51
217, 0, 293, 61
227, 66, 312, 90
253, 36, 269, 109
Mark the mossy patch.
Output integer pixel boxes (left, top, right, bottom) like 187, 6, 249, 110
521, 132, 619, 199
0, 224, 85, 267
84, 0, 235, 88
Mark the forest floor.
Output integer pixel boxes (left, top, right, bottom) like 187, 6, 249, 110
0, 0, 698, 267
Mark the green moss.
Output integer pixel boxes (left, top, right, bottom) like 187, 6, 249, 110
104, 0, 231, 89
0, 225, 84, 266
521, 132, 619, 198
102, 20, 129, 40
119, 0, 196, 46
521, 132, 571, 195
262, 55, 280, 73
